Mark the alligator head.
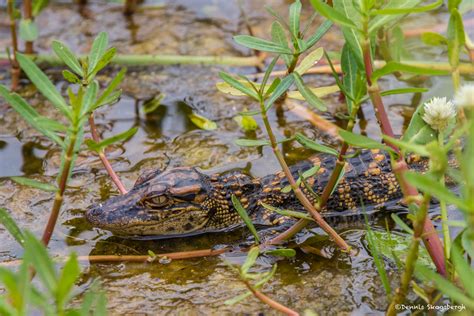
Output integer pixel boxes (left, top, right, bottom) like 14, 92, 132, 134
86, 167, 246, 238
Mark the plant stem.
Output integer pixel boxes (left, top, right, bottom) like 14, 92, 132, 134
7, 0, 20, 90
251, 60, 474, 78
387, 194, 431, 316
260, 100, 350, 251
270, 104, 358, 244
0, 53, 262, 67
0, 247, 230, 266
88, 115, 128, 194
124, 0, 137, 15
242, 279, 299, 316
362, 39, 446, 276
41, 132, 77, 245
23, 0, 34, 54
438, 131, 450, 261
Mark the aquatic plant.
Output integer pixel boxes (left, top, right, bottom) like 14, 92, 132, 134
0, 209, 107, 316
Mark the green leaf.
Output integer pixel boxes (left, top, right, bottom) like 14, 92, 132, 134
287, 85, 339, 100
81, 80, 99, 117
451, 243, 474, 298
52, 41, 83, 76
0, 208, 25, 246
447, 9, 465, 68
234, 35, 293, 54
265, 248, 296, 257
310, 0, 357, 29
421, 32, 447, 46
405, 172, 469, 211
10, 177, 56, 192
462, 230, 474, 260
142, 94, 165, 114
293, 73, 326, 111
32, 0, 50, 16
380, 87, 428, 96
382, 135, 430, 156
295, 133, 338, 156
16, 54, 71, 119
295, 47, 323, 75
89, 47, 116, 78
368, 0, 424, 34
233, 115, 258, 132
88, 32, 109, 75
188, 112, 217, 131
371, 0, 442, 15
271, 22, 292, 67
23, 232, 57, 296
264, 74, 295, 111
235, 139, 270, 147
306, 20, 333, 48
62, 70, 81, 84
282, 165, 320, 194
93, 68, 126, 110
334, 0, 364, 67
260, 56, 279, 95
370, 230, 434, 269
86, 127, 138, 152
0, 85, 65, 146
56, 253, 80, 308
261, 203, 313, 221
218, 72, 259, 101
365, 221, 391, 296
339, 130, 394, 153
341, 43, 366, 112
401, 101, 437, 145
390, 213, 413, 234
372, 61, 449, 81
19, 19, 39, 41
416, 264, 474, 309
289, 0, 302, 40
232, 195, 260, 243
241, 246, 260, 276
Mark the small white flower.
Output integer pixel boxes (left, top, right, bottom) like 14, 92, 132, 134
422, 97, 456, 131
453, 83, 474, 108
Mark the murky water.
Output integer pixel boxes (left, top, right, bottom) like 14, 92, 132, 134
0, 1, 456, 314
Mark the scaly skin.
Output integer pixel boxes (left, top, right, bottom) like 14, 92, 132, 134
86, 149, 427, 238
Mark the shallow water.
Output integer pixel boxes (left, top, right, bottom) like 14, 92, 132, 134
0, 1, 458, 314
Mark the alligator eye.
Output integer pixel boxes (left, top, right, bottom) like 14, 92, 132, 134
142, 195, 169, 207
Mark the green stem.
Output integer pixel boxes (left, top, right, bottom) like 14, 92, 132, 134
41, 132, 77, 245
0, 53, 262, 67
438, 131, 450, 261
387, 194, 431, 316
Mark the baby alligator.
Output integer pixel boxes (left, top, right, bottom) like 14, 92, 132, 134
86, 149, 430, 238
86, 149, 427, 238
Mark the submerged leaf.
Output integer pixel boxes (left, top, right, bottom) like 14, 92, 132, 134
188, 112, 217, 131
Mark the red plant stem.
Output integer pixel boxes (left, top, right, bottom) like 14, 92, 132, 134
41, 132, 77, 245
0, 248, 230, 267
362, 41, 446, 276
7, 0, 20, 90
23, 0, 34, 54
243, 280, 299, 316
260, 103, 350, 251
88, 115, 128, 194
